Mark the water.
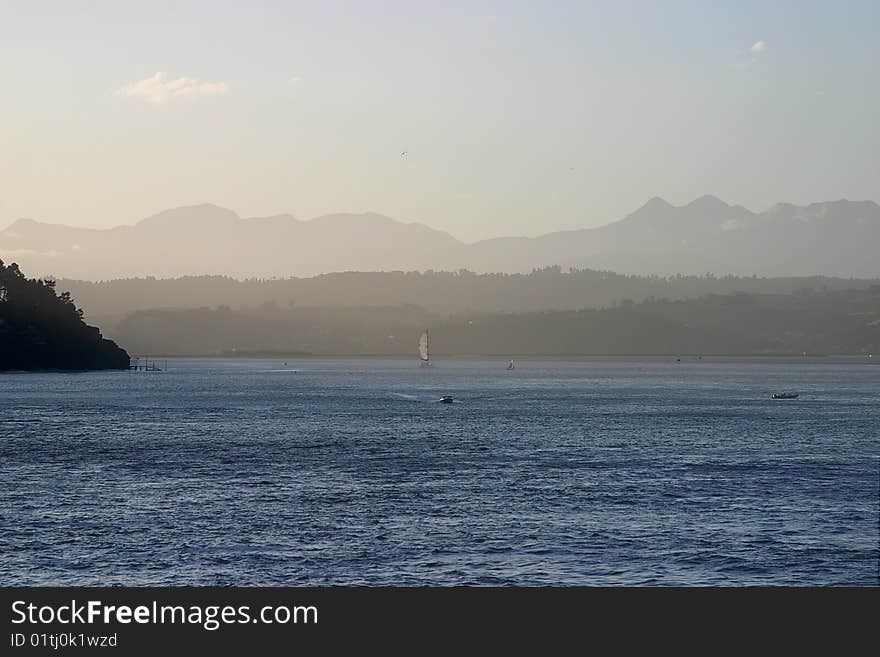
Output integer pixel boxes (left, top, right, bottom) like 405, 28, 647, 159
1, 358, 877, 586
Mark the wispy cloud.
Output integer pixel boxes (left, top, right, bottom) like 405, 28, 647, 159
733, 40, 769, 71
0, 247, 60, 258
115, 72, 230, 105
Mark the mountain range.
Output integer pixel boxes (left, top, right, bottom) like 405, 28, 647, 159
1, 196, 878, 279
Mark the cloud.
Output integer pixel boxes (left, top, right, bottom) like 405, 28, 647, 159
0, 247, 60, 258
732, 41, 768, 70
115, 72, 230, 105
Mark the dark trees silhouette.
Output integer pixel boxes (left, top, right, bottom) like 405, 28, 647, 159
0, 260, 129, 370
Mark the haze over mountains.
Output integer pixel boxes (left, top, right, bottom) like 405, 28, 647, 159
109, 286, 880, 357
2, 196, 878, 280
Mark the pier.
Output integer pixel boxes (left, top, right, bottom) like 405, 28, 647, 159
128, 357, 165, 371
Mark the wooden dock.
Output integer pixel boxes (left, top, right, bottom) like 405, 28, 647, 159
128, 357, 166, 371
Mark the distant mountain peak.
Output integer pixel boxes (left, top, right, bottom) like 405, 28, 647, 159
136, 204, 240, 230
641, 196, 674, 211
1, 217, 78, 235
6, 217, 38, 229
686, 194, 730, 210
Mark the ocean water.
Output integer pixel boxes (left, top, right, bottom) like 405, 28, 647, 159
1, 357, 877, 586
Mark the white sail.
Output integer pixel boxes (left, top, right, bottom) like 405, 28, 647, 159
419, 330, 430, 365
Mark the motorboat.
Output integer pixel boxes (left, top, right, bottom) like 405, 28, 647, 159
771, 392, 799, 399
439, 396, 454, 404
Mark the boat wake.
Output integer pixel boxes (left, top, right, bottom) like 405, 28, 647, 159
389, 392, 421, 401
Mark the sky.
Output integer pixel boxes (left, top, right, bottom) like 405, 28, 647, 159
0, 0, 878, 242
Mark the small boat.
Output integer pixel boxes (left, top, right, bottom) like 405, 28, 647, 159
771, 392, 799, 399
506, 360, 515, 370
439, 396, 454, 404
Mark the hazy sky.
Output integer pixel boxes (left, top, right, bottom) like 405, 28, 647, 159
1, 0, 877, 241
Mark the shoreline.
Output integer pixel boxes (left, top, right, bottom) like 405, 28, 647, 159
124, 353, 875, 362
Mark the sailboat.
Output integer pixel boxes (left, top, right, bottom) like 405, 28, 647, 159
506, 360, 515, 370
419, 330, 430, 367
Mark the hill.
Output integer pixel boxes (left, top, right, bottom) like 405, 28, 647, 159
55, 269, 880, 323
107, 286, 880, 358
0, 260, 129, 371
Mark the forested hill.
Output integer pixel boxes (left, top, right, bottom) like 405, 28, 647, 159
59, 268, 878, 320
109, 286, 880, 357
0, 261, 129, 371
